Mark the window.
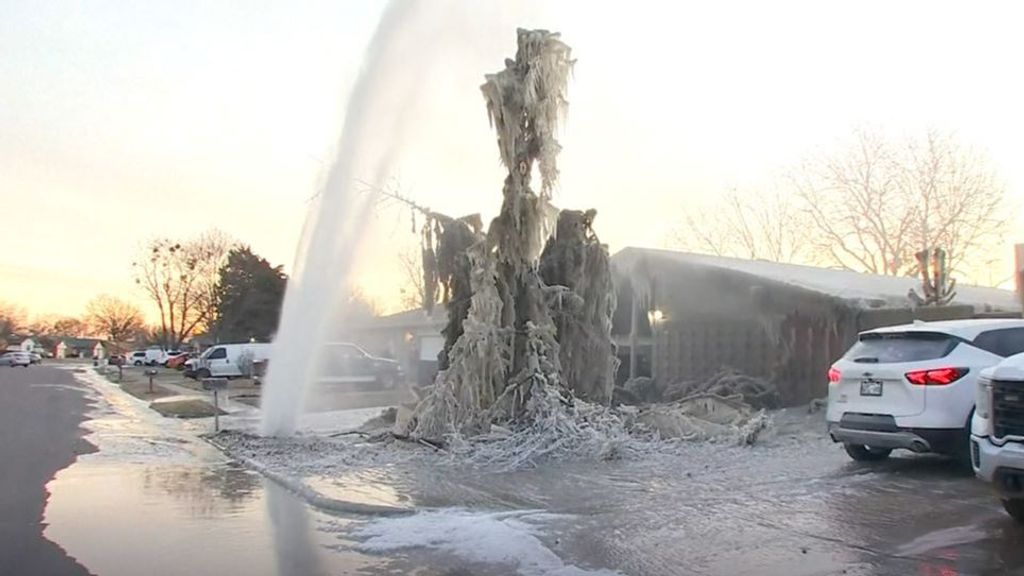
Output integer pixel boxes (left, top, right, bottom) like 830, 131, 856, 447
972, 328, 1024, 358
844, 332, 959, 363
206, 347, 227, 360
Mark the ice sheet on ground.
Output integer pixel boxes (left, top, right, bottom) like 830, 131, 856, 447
219, 406, 386, 435
352, 508, 622, 576
65, 367, 214, 464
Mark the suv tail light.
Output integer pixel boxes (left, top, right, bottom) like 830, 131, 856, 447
828, 367, 842, 384
905, 367, 969, 386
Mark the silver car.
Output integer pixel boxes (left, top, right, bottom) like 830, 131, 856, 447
0, 352, 31, 367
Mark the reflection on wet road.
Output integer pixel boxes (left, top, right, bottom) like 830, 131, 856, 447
41, 369, 1024, 576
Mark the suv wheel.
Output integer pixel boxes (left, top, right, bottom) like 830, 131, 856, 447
844, 443, 892, 462
1003, 499, 1024, 524
134, 360, 143, 366
196, 368, 211, 380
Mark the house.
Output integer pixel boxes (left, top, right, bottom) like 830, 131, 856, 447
342, 247, 1020, 406
611, 247, 1021, 405
5, 337, 43, 354
54, 338, 108, 360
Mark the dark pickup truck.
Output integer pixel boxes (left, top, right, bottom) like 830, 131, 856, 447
318, 342, 404, 389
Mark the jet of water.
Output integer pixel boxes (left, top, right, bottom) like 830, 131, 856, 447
260, 0, 421, 436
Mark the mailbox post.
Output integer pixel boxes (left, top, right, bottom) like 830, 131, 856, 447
144, 368, 159, 394
201, 378, 229, 432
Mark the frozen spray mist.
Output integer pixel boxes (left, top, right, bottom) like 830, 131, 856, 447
260, 0, 420, 436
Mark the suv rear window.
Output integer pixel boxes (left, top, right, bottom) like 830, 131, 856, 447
844, 331, 959, 364
971, 327, 1024, 358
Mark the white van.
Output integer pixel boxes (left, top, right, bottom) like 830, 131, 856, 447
193, 342, 271, 379
129, 348, 166, 366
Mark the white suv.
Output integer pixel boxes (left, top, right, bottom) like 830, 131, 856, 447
827, 319, 1024, 463
971, 354, 1024, 523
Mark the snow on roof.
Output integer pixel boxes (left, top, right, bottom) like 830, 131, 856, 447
612, 247, 1020, 312
866, 318, 1024, 340
352, 308, 447, 331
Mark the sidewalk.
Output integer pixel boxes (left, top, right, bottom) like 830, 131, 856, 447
155, 380, 258, 415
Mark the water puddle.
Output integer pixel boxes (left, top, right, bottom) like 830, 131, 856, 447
42, 370, 383, 576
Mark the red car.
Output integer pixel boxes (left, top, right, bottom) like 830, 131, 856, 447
165, 352, 191, 369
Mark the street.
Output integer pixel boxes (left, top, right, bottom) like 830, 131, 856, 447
0, 366, 94, 576
3, 365, 1024, 576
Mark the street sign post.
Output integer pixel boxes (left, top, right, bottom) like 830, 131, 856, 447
201, 378, 228, 432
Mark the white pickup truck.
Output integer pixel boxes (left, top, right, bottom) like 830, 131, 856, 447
971, 353, 1024, 523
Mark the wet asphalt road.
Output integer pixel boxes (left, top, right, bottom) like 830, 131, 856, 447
0, 365, 94, 576
9, 365, 1024, 576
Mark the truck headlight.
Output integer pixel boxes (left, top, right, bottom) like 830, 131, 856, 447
976, 378, 992, 419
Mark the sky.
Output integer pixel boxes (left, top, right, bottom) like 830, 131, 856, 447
3, 1, 1024, 321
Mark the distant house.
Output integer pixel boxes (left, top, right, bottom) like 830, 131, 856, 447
54, 338, 108, 359
611, 247, 1022, 405
5, 337, 43, 354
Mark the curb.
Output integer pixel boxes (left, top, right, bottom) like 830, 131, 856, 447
203, 434, 415, 517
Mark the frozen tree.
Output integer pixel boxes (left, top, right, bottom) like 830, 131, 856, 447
237, 349, 256, 379
403, 29, 619, 446
539, 209, 618, 403
791, 128, 1007, 277
909, 248, 957, 306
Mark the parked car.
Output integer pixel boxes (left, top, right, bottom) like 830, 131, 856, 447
317, 342, 404, 389
190, 343, 272, 379
0, 351, 32, 367
108, 354, 126, 367
166, 352, 191, 370
163, 350, 188, 367
971, 352, 1024, 523
183, 358, 198, 379
29, 352, 42, 365
128, 348, 165, 366
827, 319, 1024, 463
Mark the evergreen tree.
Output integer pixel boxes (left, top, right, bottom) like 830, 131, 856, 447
213, 247, 287, 342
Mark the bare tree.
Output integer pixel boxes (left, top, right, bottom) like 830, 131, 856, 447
398, 246, 429, 311
791, 128, 1007, 277
0, 302, 25, 339
671, 187, 811, 263
29, 315, 89, 337
133, 230, 234, 348
344, 287, 381, 321
86, 294, 144, 345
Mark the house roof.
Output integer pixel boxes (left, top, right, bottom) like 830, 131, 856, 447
612, 247, 1020, 313
57, 337, 107, 348
351, 308, 447, 331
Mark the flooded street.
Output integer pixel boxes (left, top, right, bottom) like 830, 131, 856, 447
21, 366, 1024, 575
